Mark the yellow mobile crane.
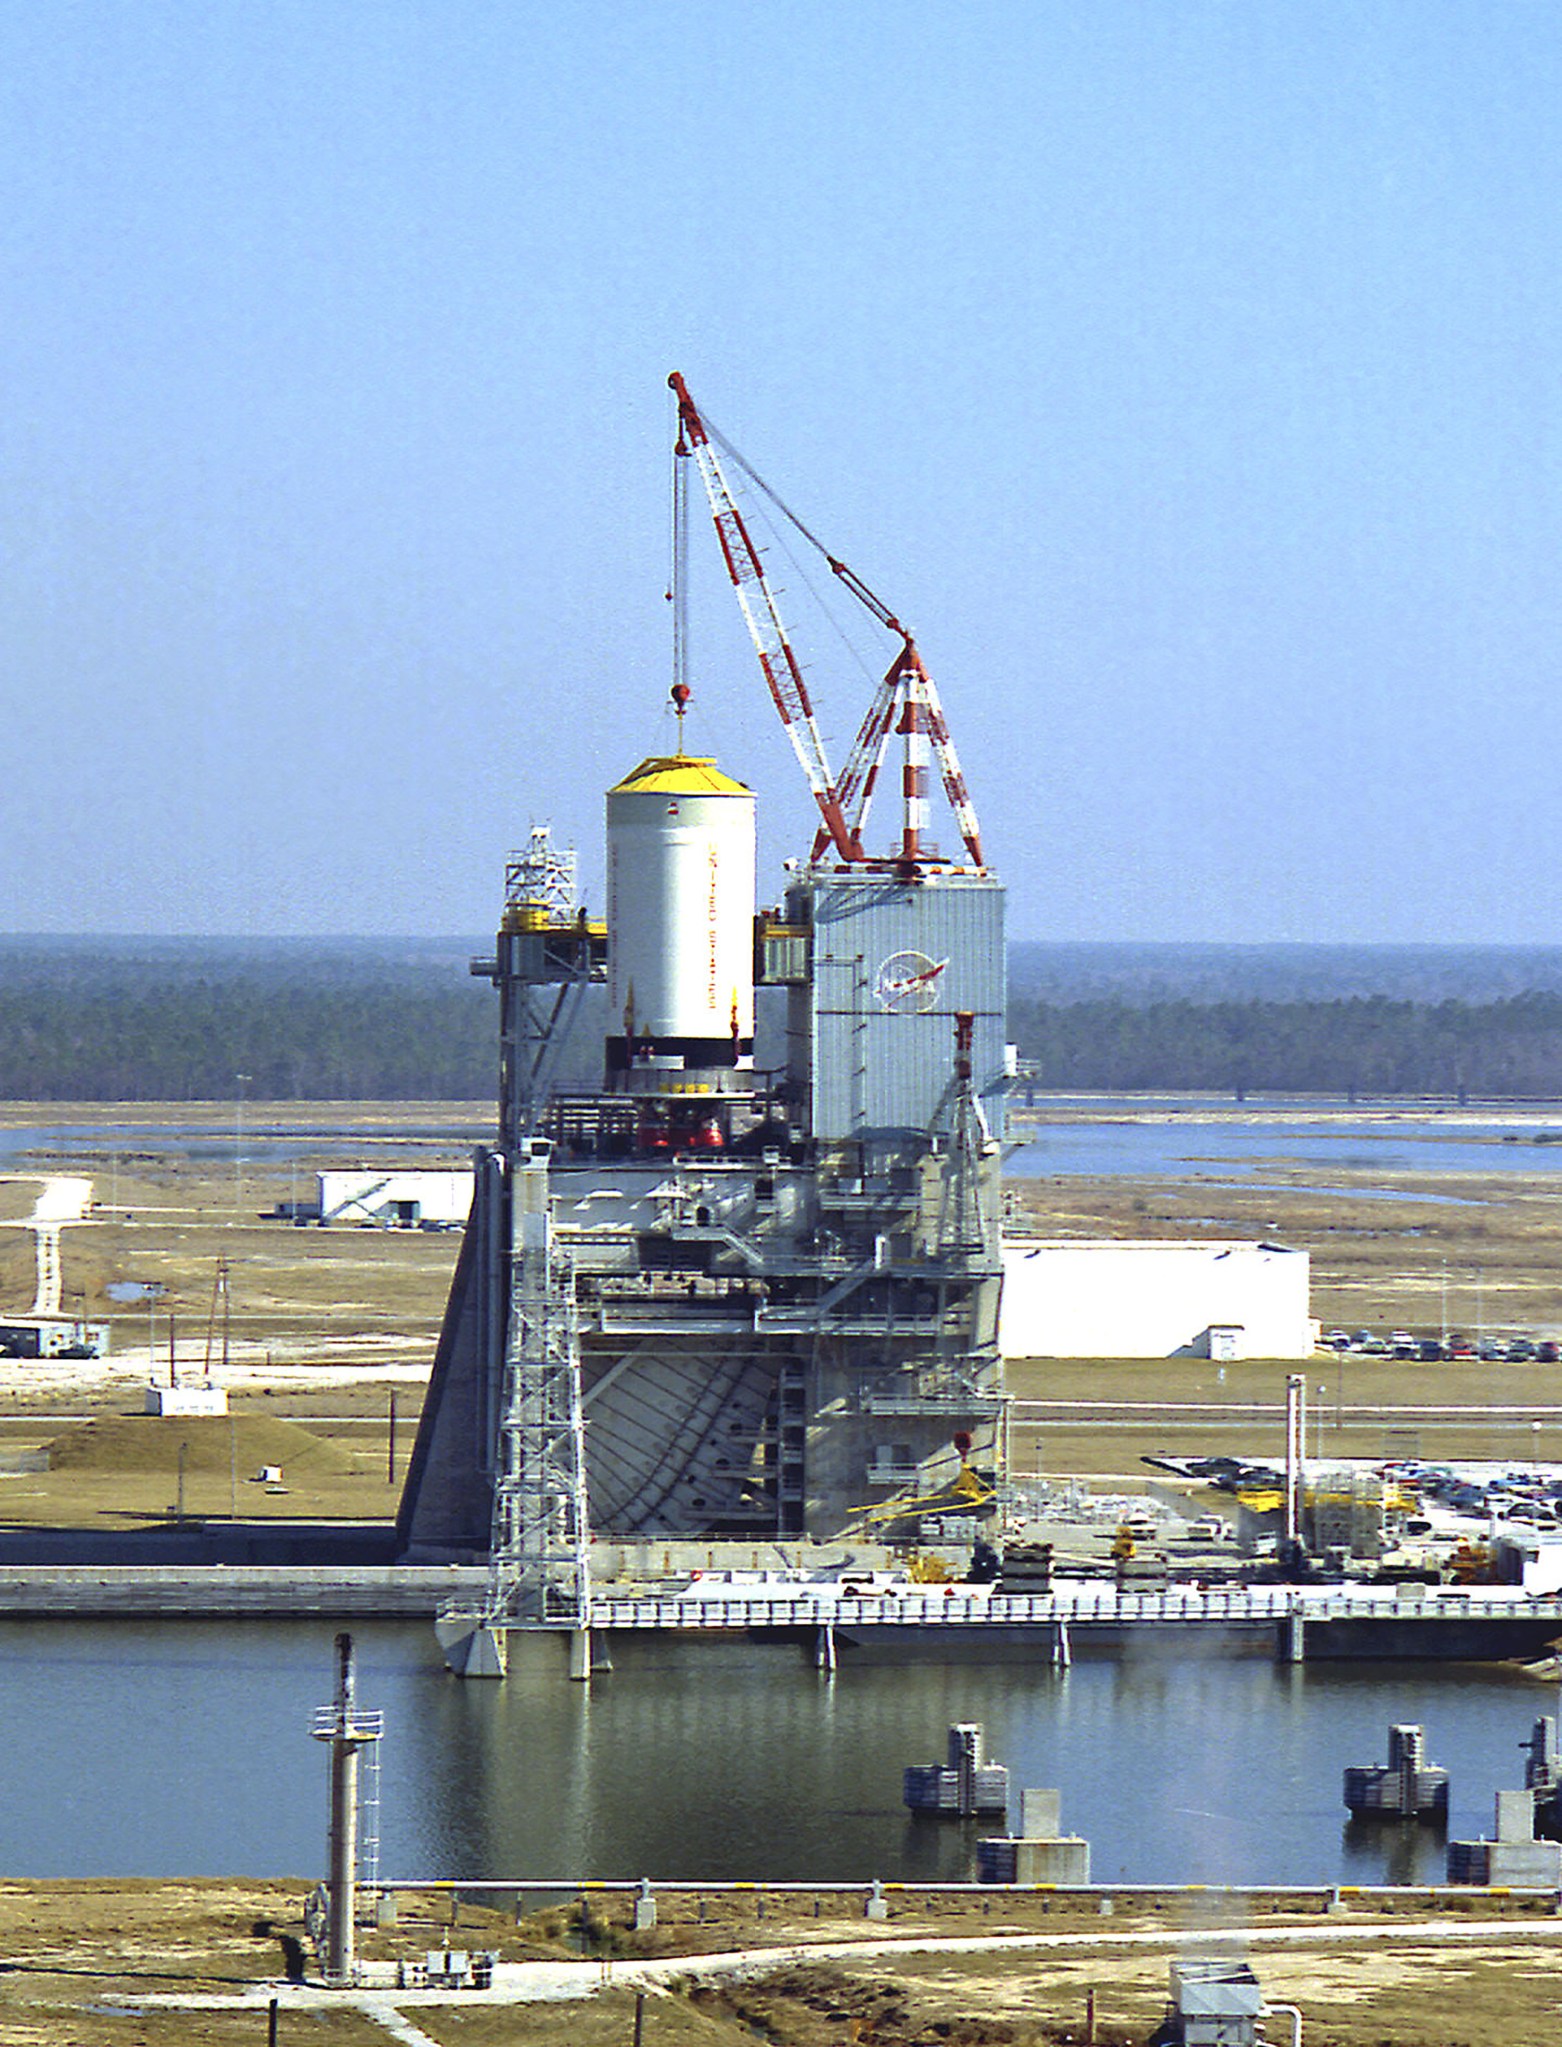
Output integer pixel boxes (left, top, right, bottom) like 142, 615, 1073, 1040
837, 1459, 997, 1544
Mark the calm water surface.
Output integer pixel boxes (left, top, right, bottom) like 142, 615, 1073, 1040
8, 1103, 1562, 1183
1009, 1103, 1562, 1180
5, 1620, 1553, 1887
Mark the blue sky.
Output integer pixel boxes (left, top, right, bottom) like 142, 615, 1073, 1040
4, 1, 1561, 943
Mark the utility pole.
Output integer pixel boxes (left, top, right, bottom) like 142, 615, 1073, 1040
234, 1074, 250, 1213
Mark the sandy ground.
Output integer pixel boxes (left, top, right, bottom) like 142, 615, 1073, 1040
2, 1881, 1560, 2045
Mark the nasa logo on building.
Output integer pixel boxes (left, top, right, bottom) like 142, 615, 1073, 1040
874, 950, 949, 1013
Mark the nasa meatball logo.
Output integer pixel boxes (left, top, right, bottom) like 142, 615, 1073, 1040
874, 950, 949, 1014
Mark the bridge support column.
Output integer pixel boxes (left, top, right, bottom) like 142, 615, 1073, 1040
815, 1621, 837, 1672
1052, 1620, 1071, 1669
1282, 1610, 1306, 1664
569, 1627, 593, 1681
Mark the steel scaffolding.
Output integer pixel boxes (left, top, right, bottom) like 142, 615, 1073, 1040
483, 1148, 591, 1628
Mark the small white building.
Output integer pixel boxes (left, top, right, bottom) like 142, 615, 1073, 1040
999, 1238, 1314, 1360
317, 1170, 475, 1228
145, 1382, 229, 1416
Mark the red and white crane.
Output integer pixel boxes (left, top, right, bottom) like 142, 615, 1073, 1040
668, 373, 985, 873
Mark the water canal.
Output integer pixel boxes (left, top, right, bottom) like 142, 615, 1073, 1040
10, 1618, 1556, 1888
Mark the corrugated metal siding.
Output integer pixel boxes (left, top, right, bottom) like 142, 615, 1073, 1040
796, 871, 1007, 1140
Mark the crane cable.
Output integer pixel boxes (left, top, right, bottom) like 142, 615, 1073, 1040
702, 415, 909, 641
703, 402, 985, 869
668, 396, 691, 710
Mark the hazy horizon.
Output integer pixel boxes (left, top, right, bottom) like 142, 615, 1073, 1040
5, 6, 1561, 945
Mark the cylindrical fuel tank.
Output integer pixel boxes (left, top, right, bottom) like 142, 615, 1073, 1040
605, 753, 756, 1086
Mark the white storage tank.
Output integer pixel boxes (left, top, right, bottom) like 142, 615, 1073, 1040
605, 752, 756, 1090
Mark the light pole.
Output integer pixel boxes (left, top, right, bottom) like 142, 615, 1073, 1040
234, 1074, 250, 1214
1440, 1261, 1448, 1347
1285, 1374, 1305, 1548
140, 1281, 167, 1376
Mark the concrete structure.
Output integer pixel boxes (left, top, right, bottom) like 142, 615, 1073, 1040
999, 1238, 1314, 1359
318, 1172, 474, 1228
975, 1786, 1090, 1884
404, 389, 1010, 1651
1448, 1787, 1562, 1886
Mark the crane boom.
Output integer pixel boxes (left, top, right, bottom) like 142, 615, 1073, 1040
669, 371, 986, 872
668, 374, 860, 863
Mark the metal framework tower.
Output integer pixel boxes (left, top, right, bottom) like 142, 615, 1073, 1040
483, 1145, 592, 1630
497, 826, 597, 1138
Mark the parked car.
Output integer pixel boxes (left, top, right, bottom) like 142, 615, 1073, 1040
1448, 1335, 1476, 1358
1478, 1339, 1509, 1361
1416, 1338, 1446, 1361
1509, 1338, 1536, 1362
1538, 1341, 1560, 1364
1324, 1329, 1352, 1352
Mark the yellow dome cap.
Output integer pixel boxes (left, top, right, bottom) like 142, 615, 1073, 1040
608, 755, 753, 797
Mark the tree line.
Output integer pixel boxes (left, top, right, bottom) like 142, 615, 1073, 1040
1009, 991, 1562, 1097
0, 972, 495, 1101
5, 942, 1562, 1099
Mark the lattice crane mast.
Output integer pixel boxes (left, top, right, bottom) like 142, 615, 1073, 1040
669, 372, 860, 864
668, 371, 986, 873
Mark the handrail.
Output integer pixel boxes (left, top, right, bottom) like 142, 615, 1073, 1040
581, 1585, 1562, 1630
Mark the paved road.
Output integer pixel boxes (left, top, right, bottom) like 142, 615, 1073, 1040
0, 1174, 94, 1317
109, 1912, 1562, 2024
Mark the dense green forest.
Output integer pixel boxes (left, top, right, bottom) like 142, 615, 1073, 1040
0, 940, 494, 1100
6, 939, 1562, 1099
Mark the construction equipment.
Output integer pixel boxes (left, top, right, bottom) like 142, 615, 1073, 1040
669, 373, 985, 874
839, 1458, 998, 1541
668, 373, 856, 862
